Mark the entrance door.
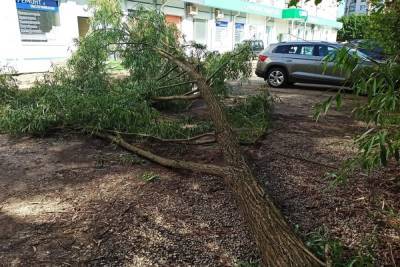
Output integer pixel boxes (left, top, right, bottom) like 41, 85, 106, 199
77, 17, 90, 38
193, 19, 208, 45
165, 15, 182, 31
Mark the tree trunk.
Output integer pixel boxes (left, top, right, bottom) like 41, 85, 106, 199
158, 49, 324, 266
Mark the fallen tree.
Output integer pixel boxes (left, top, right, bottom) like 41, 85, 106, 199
0, 2, 324, 266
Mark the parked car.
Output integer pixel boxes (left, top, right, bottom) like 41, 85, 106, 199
255, 41, 375, 88
345, 39, 386, 61
242, 39, 264, 59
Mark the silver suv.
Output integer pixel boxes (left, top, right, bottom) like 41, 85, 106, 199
255, 41, 372, 88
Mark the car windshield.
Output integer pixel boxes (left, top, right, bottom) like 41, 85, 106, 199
349, 49, 371, 61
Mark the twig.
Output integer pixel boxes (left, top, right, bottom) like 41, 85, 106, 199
164, 70, 187, 83
184, 89, 199, 96
389, 244, 396, 267
105, 130, 215, 144
156, 65, 178, 81
153, 92, 200, 101
275, 151, 337, 169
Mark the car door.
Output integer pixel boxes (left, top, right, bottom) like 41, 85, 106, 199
314, 45, 349, 84
285, 44, 323, 82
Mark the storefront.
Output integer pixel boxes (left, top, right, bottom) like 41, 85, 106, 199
0, 0, 342, 73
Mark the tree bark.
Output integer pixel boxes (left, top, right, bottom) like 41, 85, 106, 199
157, 49, 325, 266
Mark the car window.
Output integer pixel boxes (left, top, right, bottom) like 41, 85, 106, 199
299, 45, 314, 56
252, 41, 263, 50
288, 45, 299, 54
316, 45, 337, 57
273, 45, 288, 53
273, 45, 300, 54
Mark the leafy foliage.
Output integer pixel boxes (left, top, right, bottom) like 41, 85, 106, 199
337, 15, 370, 42
226, 94, 271, 143
367, 0, 400, 57
306, 227, 375, 266
0, 6, 265, 145
0, 67, 18, 102
314, 2, 400, 181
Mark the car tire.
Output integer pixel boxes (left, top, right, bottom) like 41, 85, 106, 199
266, 67, 288, 88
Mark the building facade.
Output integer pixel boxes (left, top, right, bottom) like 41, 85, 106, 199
0, 0, 342, 73
344, 0, 369, 15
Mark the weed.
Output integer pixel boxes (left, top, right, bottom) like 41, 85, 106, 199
306, 227, 375, 266
140, 171, 159, 182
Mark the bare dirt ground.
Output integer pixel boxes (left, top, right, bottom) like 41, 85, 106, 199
1, 79, 399, 266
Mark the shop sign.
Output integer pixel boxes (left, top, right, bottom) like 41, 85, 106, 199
235, 23, 244, 30
216, 21, 228, 28
16, 0, 59, 12
184, 0, 205, 5
282, 8, 308, 20
235, 23, 245, 43
204, 0, 282, 19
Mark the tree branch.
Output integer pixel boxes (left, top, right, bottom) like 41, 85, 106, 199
156, 65, 178, 81
95, 132, 228, 176
206, 46, 249, 84
155, 80, 197, 91
106, 130, 215, 144
153, 93, 200, 101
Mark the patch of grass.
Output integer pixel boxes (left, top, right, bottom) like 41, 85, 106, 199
306, 227, 375, 267
140, 171, 159, 182
106, 59, 125, 72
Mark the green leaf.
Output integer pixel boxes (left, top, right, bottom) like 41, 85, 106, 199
395, 149, 400, 162
335, 93, 342, 110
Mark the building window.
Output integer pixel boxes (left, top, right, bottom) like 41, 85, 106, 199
359, 4, 367, 11
349, 5, 356, 12
215, 20, 228, 43
16, 0, 60, 42
235, 23, 245, 43
193, 19, 208, 45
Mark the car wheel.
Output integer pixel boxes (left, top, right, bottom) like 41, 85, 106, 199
266, 67, 287, 88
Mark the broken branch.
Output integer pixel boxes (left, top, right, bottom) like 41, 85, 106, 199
96, 132, 228, 177
152, 93, 200, 101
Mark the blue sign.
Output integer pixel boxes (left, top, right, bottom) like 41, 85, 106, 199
235, 23, 244, 30
216, 21, 228, 28
16, 0, 59, 12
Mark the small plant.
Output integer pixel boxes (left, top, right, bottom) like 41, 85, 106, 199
306, 227, 375, 266
140, 171, 159, 182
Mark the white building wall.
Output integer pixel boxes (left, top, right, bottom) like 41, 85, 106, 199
1, 0, 90, 72
0, 0, 23, 70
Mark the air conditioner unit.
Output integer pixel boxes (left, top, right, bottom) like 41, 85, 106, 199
187, 4, 198, 16
215, 9, 224, 19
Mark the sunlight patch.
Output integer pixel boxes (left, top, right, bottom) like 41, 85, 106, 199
2, 198, 72, 218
